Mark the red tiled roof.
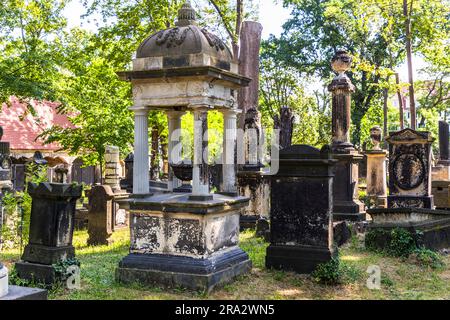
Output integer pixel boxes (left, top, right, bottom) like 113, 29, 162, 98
1, 97, 74, 151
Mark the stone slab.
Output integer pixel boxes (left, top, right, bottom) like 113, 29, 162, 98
0, 285, 47, 300
266, 245, 335, 273
15, 261, 57, 285
116, 247, 251, 293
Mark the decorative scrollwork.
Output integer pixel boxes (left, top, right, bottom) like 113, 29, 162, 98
155, 27, 190, 48
201, 28, 226, 51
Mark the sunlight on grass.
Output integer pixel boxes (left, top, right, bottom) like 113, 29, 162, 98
341, 255, 362, 262
1, 227, 449, 300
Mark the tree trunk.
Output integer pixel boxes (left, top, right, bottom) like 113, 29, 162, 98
395, 73, 405, 130
233, 0, 244, 58
404, 0, 416, 130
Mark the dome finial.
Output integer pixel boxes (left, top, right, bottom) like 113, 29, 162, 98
176, 1, 197, 27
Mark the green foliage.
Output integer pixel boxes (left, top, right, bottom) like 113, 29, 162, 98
270, 0, 450, 146
0, 0, 69, 105
388, 228, 417, 258
365, 228, 418, 258
53, 257, 81, 281
0, 164, 48, 249
410, 248, 445, 269
312, 257, 341, 285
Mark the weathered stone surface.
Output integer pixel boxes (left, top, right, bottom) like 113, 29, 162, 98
438, 120, 449, 165
332, 151, 366, 221
237, 170, 270, 229
386, 129, 434, 209
366, 150, 388, 208
104, 145, 122, 193
87, 185, 115, 246
431, 181, 450, 209
238, 21, 263, 129
266, 145, 337, 273
120, 153, 134, 192
367, 208, 450, 250
116, 193, 251, 292
16, 182, 82, 285
328, 50, 365, 221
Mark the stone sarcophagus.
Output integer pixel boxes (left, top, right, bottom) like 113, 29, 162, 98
386, 129, 434, 209
266, 145, 337, 273
15, 182, 82, 285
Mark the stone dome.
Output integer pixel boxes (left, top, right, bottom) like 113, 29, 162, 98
135, 1, 233, 67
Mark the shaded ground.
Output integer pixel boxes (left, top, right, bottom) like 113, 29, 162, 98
1, 229, 449, 300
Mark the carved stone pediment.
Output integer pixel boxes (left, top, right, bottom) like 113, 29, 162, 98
386, 128, 434, 143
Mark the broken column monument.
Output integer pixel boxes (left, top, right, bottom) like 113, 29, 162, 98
236, 21, 270, 229
365, 126, 388, 208
115, 2, 251, 292
328, 50, 365, 221
15, 182, 82, 285
266, 145, 337, 273
367, 128, 450, 250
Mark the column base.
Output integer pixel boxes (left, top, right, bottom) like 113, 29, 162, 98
22, 244, 75, 265
388, 196, 434, 209
0, 285, 47, 300
116, 248, 252, 293
188, 194, 214, 201
15, 262, 58, 285
266, 245, 336, 274
333, 200, 366, 222
240, 215, 259, 230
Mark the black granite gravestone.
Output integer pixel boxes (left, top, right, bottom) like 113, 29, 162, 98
266, 145, 337, 273
15, 182, 82, 285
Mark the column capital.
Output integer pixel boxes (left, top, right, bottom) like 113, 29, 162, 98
130, 107, 149, 116
166, 110, 186, 119
221, 108, 241, 117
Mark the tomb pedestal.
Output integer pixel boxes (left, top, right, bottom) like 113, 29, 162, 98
366, 150, 388, 208
15, 183, 82, 285
116, 194, 251, 293
87, 185, 115, 246
237, 170, 270, 229
332, 149, 366, 221
266, 145, 337, 273
386, 129, 434, 209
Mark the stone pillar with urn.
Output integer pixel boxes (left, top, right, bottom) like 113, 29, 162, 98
365, 126, 388, 208
328, 50, 365, 221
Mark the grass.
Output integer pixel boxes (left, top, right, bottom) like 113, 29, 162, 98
1, 229, 449, 300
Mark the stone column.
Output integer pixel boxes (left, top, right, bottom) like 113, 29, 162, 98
132, 109, 150, 195
438, 121, 449, 165
221, 109, 238, 195
104, 145, 121, 193
329, 50, 355, 151
365, 126, 387, 208
191, 108, 212, 200
167, 111, 185, 192
328, 50, 365, 221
